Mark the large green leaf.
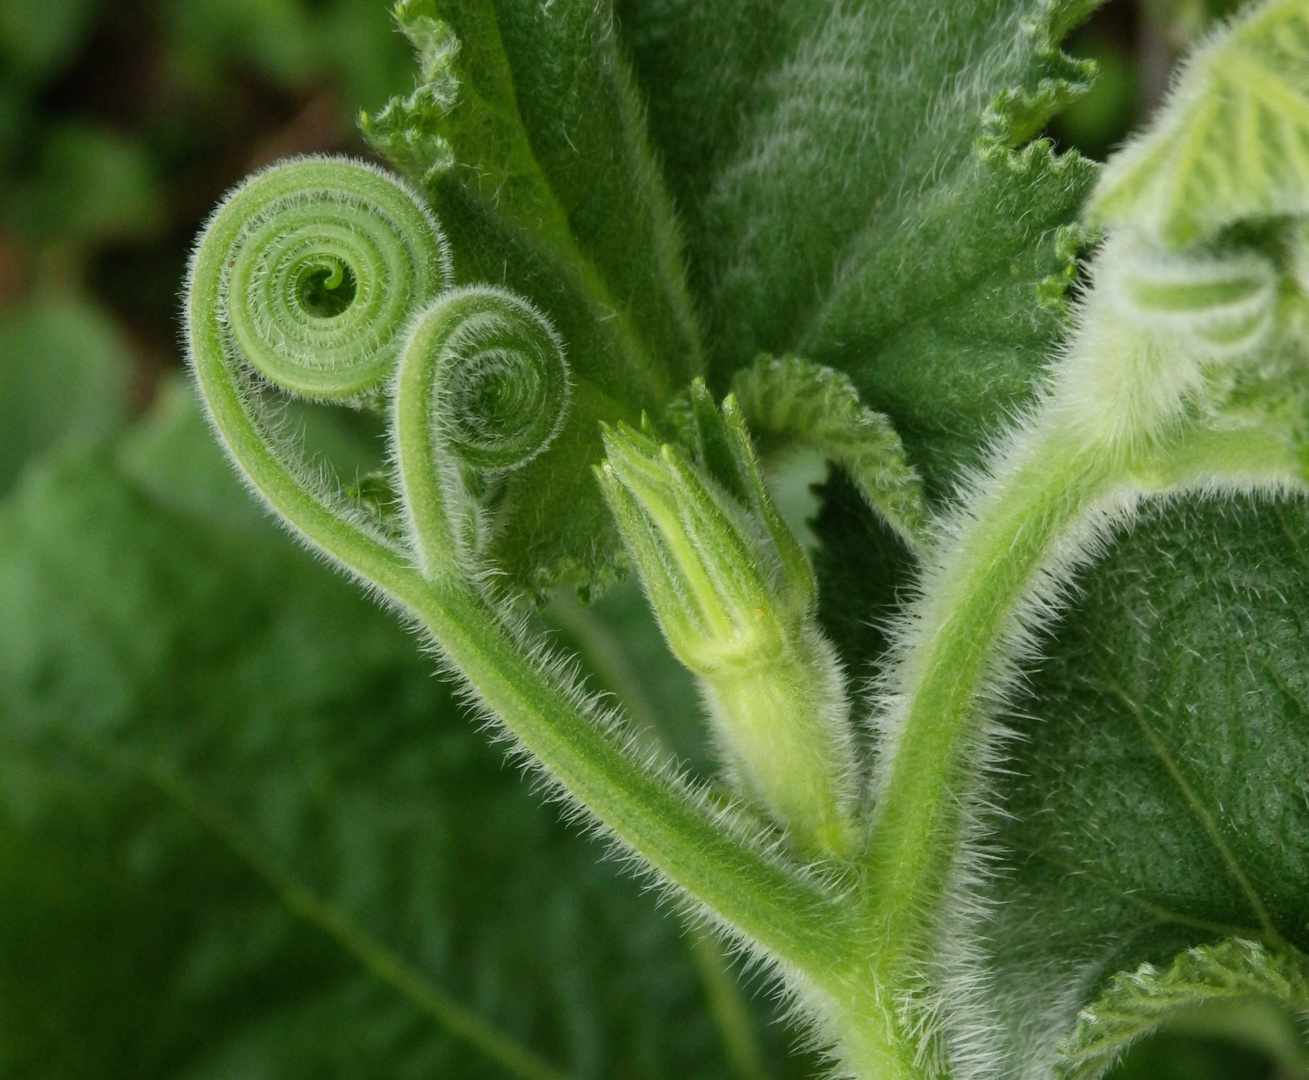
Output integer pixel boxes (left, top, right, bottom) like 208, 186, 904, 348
357, 0, 1105, 589
927, 497, 1309, 1080
0, 384, 802, 1080
363, 0, 701, 596
618, 0, 1099, 488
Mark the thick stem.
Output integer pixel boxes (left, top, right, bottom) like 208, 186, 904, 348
764, 415, 1129, 1080
849, 291, 1198, 993
860, 422, 1118, 980
704, 627, 859, 859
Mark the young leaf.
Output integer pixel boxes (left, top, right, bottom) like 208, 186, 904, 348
1057, 938, 1309, 1080
730, 354, 930, 550
363, 0, 701, 595
1089, 0, 1309, 247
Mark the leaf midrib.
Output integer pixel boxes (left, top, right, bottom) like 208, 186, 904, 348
60, 733, 576, 1080
468, 2, 691, 405
1107, 678, 1283, 946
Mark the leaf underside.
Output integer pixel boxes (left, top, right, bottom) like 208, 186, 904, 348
1089, 0, 1309, 246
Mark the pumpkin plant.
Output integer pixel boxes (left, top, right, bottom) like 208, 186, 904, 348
178, 0, 1309, 1076
5, 0, 1309, 1077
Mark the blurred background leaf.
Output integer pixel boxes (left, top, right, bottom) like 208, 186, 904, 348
0, 291, 131, 492
0, 383, 816, 1080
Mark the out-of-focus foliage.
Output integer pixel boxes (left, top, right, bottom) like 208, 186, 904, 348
0, 381, 812, 1080
0, 292, 130, 492
0, 0, 419, 489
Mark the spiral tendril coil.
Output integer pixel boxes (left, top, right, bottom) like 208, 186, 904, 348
403, 286, 571, 473
197, 156, 451, 400
188, 155, 574, 587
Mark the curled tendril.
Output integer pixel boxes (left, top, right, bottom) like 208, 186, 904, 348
394, 286, 570, 576
195, 155, 451, 400
412, 286, 570, 470
186, 155, 570, 589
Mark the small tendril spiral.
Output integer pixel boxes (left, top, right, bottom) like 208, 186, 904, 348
404, 286, 570, 472
393, 286, 570, 576
187, 155, 572, 588
194, 155, 451, 400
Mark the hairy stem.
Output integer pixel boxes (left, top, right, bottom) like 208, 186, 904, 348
862, 422, 1118, 976
402, 577, 852, 971
832, 271, 1306, 1073
188, 329, 851, 982
182, 157, 864, 986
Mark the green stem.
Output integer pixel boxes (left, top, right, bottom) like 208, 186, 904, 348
859, 424, 1117, 973
404, 577, 850, 972
803, 419, 1126, 1079
1135, 422, 1306, 494
188, 329, 851, 981
547, 595, 771, 1078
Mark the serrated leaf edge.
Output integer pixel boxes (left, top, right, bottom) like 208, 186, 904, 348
980, 0, 1103, 149
1056, 937, 1309, 1080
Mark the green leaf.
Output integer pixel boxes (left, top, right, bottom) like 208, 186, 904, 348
161, 0, 413, 110
619, 0, 1100, 487
363, 0, 701, 596
0, 0, 99, 82
1089, 0, 1309, 247
3, 125, 161, 243
1056, 938, 1309, 1080
730, 354, 930, 550
0, 385, 801, 1080
925, 497, 1309, 1080
0, 293, 133, 494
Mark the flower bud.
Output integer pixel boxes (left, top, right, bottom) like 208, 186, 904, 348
598, 384, 861, 858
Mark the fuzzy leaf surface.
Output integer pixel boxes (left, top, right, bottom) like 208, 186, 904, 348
925, 498, 1309, 1080
0, 387, 799, 1080
618, 0, 1100, 487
